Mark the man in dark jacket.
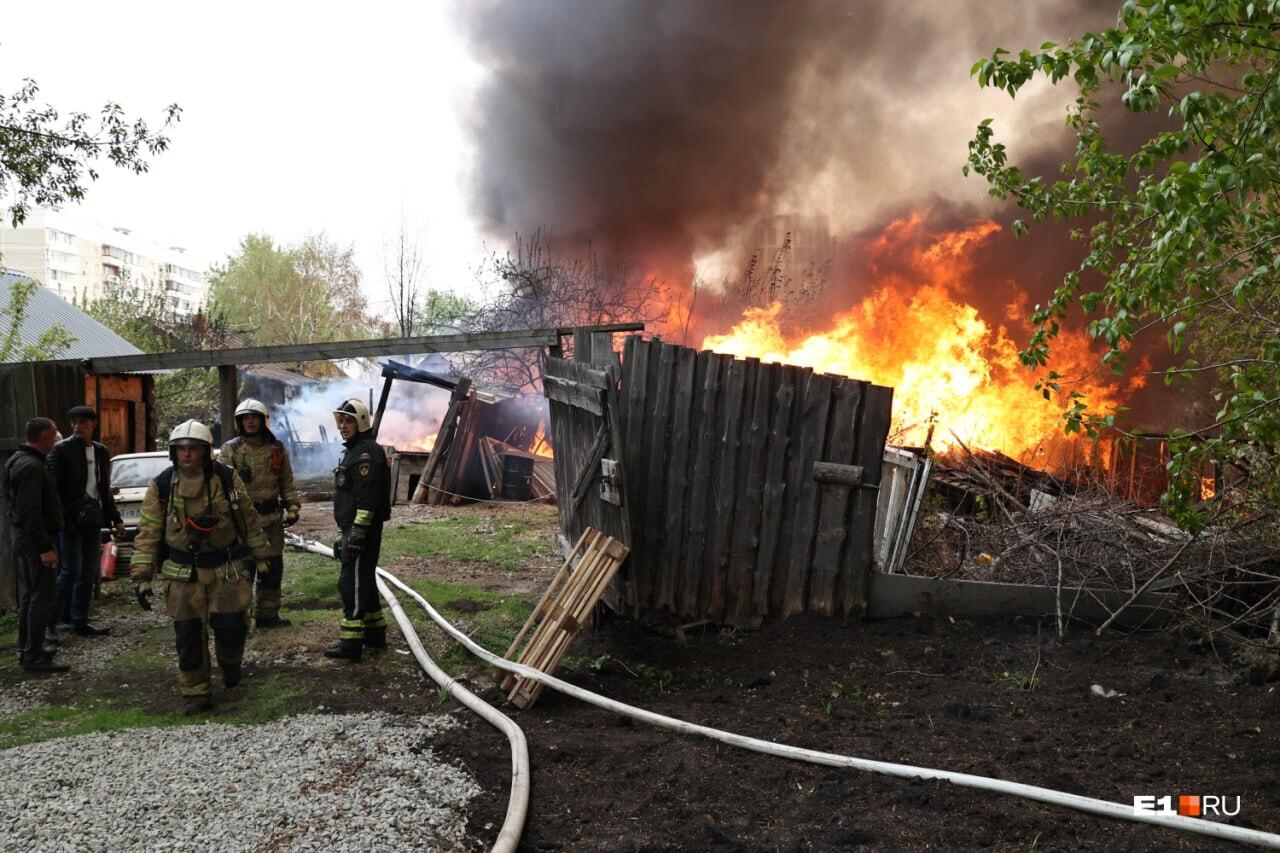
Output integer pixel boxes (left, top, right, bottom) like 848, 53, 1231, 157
4, 417, 69, 673
47, 405, 124, 638
325, 398, 390, 662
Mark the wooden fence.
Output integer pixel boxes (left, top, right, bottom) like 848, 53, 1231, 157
617, 336, 893, 627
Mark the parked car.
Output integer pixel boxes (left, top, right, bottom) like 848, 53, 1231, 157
106, 451, 169, 553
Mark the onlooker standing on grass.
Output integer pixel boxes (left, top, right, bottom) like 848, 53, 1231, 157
48, 405, 125, 639
3, 417, 69, 673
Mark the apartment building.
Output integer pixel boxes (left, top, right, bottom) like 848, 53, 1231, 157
0, 208, 209, 315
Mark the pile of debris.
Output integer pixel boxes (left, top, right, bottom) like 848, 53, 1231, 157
902, 446, 1280, 645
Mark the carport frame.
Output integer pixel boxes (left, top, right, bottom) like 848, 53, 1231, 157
67, 323, 642, 444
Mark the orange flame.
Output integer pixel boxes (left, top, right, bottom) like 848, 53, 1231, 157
1200, 475, 1216, 500
531, 426, 553, 458
701, 216, 1125, 463
396, 433, 437, 454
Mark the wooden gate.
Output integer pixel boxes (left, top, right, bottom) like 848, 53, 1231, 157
542, 357, 631, 558
618, 336, 893, 627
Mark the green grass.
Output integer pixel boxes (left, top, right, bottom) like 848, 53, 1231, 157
114, 646, 170, 671
380, 514, 551, 571
0, 671, 314, 750
281, 552, 342, 606
0, 704, 186, 750
0, 512, 549, 749
393, 577, 534, 675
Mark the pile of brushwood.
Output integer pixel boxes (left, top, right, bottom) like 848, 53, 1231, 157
903, 447, 1280, 664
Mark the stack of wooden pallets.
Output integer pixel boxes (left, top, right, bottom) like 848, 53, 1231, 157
500, 528, 630, 709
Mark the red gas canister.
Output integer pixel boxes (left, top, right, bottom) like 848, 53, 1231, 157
100, 540, 118, 581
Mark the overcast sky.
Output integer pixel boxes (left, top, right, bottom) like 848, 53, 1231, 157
3, 0, 489, 311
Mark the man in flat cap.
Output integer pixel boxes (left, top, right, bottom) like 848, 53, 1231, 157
47, 405, 124, 638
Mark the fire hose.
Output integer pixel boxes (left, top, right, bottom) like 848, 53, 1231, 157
288, 534, 1280, 850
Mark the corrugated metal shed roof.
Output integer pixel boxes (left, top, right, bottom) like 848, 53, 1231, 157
0, 269, 143, 364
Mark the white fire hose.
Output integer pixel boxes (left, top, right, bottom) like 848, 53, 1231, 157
288, 535, 529, 853
289, 535, 1280, 850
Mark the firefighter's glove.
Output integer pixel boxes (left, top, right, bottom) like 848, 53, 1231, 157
255, 559, 270, 575
136, 581, 153, 611
284, 506, 300, 527
331, 537, 344, 561
346, 525, 367, 558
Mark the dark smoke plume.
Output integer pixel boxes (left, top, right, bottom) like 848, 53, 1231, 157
460, 0, 1120, 277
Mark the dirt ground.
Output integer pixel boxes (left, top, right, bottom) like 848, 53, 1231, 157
5, 500, 1277, 850
432, 611, 1279, 851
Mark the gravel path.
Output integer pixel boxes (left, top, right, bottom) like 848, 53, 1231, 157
0, 713, 482, 851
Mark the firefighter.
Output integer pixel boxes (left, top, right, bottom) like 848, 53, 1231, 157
325, 398, 390, 662
130, 420, 272, 714
217, 398, 301, 629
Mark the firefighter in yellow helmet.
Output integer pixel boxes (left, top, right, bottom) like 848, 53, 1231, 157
130, 420, 272, 714
216, 398, 301, 628
325, 398, 390, 661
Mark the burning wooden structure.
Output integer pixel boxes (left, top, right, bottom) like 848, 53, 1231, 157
544, 334, 895, 629
364, 360, 553, 505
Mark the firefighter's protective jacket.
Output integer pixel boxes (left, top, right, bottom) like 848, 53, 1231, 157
333, 432, 390, 530
217, 435, 300, 553
130, 464, 271, 582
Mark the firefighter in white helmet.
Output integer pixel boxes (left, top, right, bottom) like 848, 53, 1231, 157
130, 420, 272, 714
217, 398, 301, 628
325, 398, 390, 661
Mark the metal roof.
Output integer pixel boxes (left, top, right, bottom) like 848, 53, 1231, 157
0, 270, 143, 364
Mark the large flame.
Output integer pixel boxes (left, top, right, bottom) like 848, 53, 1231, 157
701, 215, 1132, 464
395, 433, 437, 454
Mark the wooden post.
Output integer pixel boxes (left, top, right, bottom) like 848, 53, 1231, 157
573, 328, 593, 363
217, 365, 238, 445
370, 375, 395, 440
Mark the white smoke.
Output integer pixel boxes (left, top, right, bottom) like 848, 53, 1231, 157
270, 370, 452, 476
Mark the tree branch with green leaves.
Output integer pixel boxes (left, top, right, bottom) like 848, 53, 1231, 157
966, 0, 1280, 528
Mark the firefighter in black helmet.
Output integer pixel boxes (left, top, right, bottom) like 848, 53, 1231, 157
326, 398, 390, 661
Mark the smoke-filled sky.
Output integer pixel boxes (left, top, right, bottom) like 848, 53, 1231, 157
5, 1, 1126, 319
460, 0, 1120, 276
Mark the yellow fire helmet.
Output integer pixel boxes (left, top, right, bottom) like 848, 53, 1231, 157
332, 398, 372, 432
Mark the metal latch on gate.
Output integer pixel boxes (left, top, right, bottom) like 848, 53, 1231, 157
599, 458, 623, 506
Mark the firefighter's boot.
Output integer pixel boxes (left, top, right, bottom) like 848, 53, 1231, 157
324, 641, 362, 662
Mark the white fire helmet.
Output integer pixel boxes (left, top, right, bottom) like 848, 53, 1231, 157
332, 398, 372, 433
168, 419, 213, 462
235, 398, 270, 422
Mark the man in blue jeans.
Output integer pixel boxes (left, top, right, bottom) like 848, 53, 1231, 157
47, 405, 125, 639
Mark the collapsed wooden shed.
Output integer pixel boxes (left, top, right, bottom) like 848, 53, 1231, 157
377, 360, 553, 505
544, 334, 894, 629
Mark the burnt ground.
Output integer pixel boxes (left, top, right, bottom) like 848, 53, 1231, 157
434, 612, 1279, 851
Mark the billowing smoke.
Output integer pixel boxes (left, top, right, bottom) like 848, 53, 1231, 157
460, 0, 1119, 275
269, 373, 452, 476
459, 0, 1192, 429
